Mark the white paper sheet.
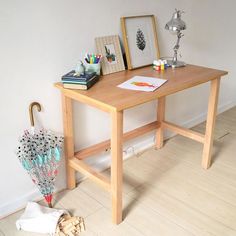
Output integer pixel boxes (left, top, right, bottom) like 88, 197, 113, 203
117, 76, 167, 92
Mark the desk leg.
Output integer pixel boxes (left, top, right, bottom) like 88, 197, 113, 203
202, 78, 221, 169
61, 94, 76, 189
156, 96, 166, 149
111, 110, 123, 224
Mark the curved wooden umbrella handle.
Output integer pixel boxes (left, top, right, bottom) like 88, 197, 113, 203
29, 102, 41, 127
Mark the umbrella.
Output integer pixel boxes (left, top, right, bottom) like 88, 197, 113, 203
16, 102, 64, 207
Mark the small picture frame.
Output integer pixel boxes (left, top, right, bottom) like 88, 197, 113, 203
121, 15, 160, 69
95, 35, 125, 75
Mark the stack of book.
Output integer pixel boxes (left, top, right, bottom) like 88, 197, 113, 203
61, 70, 99, 90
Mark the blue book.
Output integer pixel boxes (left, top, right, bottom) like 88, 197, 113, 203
63, 76, 99, 90
62, 75, 97, 85
62, 70, 96, 81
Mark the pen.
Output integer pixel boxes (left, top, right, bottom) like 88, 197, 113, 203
95, 56, 99, 64
86, 53, 90, 60
95, 55, 101, 63
97, 55, 101, 63
92, 54, 96, 64
85, 53, 102, 64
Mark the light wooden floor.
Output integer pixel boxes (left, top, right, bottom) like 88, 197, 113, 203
1, 107, 236, 236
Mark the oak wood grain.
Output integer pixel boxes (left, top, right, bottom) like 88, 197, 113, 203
202, 78, 221, 169
61, 95, 76, 189
55, 65, 227, 112
69, 158, 110, 191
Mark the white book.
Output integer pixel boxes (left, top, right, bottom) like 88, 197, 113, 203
117, 76, 167, 92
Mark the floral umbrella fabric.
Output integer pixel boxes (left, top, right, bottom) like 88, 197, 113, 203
16, 129, 63, 207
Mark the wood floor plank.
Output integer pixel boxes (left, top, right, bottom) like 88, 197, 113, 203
133, 147, 236, 207
123, 155, 236, 233
124, 198, 194, 236
83, 208, 143, 236
127, 185, 236, 236
160, 136, 236, 188
55, 188, 103, 217
147, 173, 236, 229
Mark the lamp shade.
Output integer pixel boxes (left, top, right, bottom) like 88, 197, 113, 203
165, 10, 186, 32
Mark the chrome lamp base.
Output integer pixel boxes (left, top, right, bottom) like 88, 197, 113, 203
167, 60, 186, 68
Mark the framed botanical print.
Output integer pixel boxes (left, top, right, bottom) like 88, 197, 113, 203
95, 35, 125, 75
121, 15, 160, 69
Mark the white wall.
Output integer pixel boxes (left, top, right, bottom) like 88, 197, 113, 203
0, 0, 235, 217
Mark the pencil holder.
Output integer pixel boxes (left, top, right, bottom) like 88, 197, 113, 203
85, 63, 101, 76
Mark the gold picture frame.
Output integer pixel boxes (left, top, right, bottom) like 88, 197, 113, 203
121, 15, 160, 70
95, 35, 125, 75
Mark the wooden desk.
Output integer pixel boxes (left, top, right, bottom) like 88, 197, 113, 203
55, 64, 227, 224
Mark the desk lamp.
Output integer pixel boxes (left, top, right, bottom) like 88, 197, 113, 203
165, 9, 186, 68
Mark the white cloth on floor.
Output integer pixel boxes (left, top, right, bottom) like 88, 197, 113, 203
16, 202, 67, 235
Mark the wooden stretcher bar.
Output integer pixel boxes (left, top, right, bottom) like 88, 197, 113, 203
162, 121, 205, 143
75, 121, 160, 160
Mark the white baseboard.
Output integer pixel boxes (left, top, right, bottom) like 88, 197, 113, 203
1, 100, 235, 219
0, 189, 42, 219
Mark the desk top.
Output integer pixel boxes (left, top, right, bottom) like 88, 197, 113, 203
55, 64, 227, 112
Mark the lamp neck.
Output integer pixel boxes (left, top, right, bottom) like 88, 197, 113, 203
173, 31, 184, 64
